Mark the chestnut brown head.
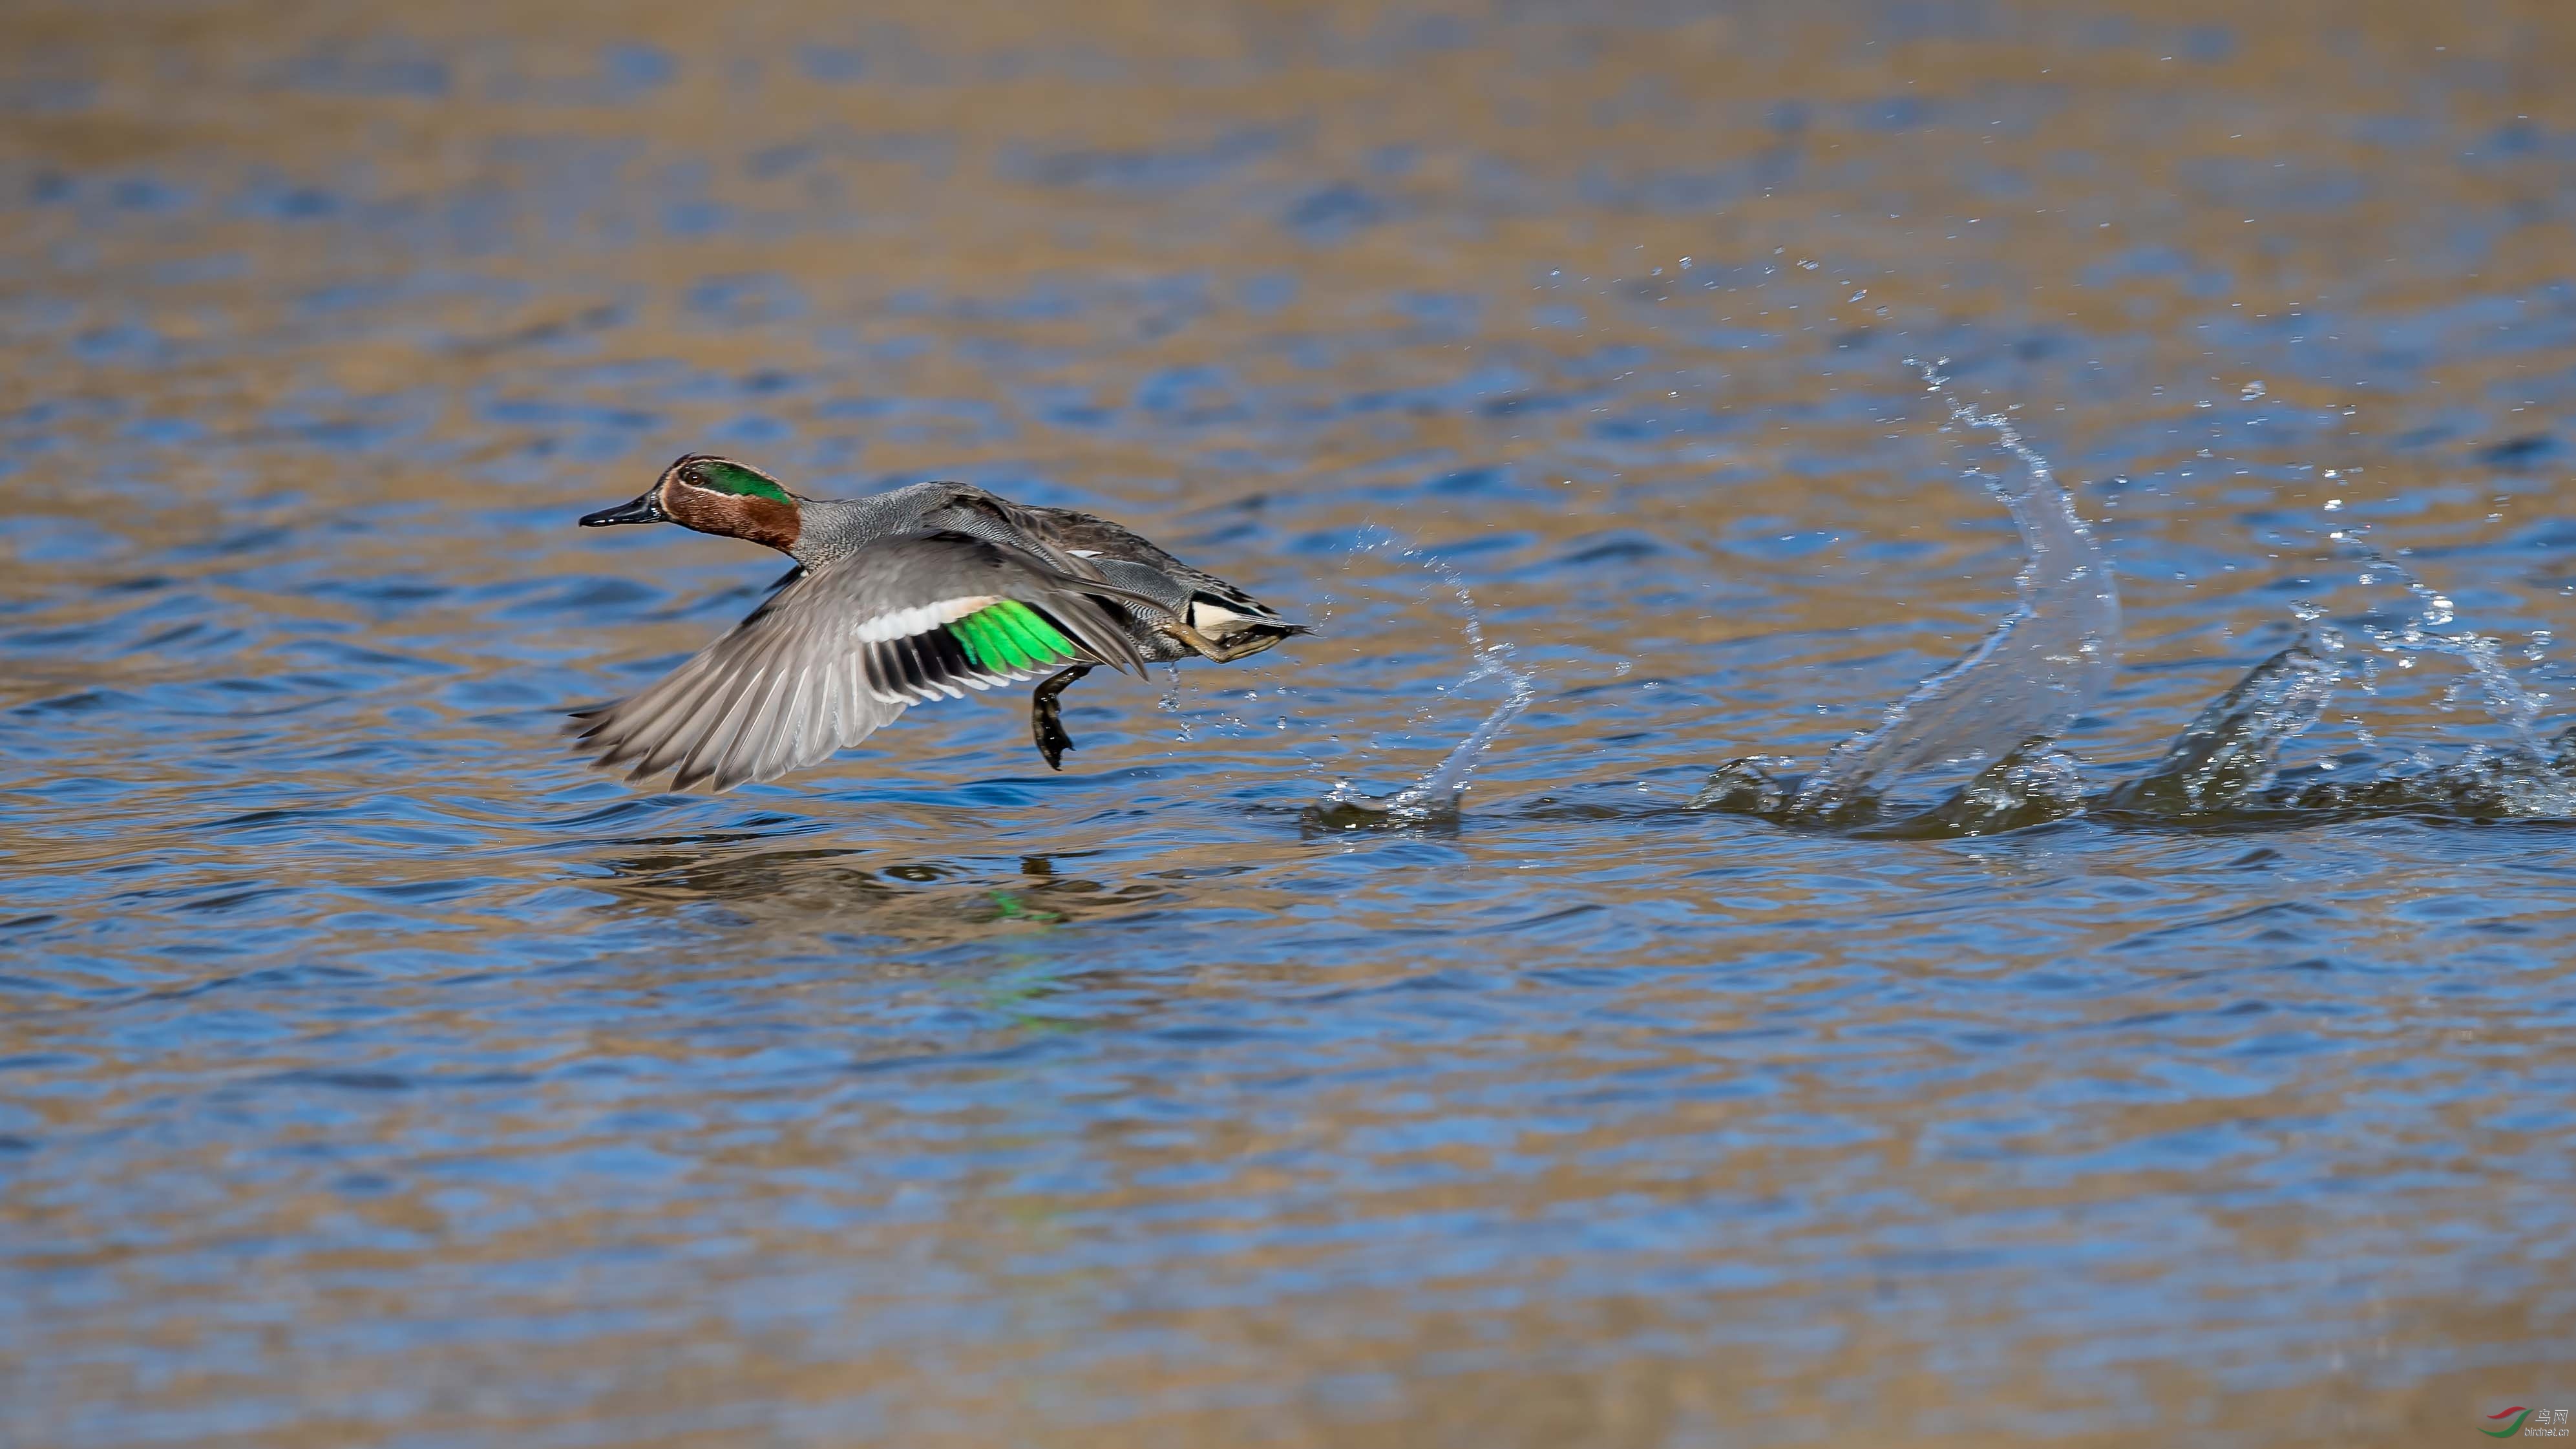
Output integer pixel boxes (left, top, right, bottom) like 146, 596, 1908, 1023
580, 455, 801, 554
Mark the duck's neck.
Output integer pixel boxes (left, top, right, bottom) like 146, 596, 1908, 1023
783, 491, 914, 566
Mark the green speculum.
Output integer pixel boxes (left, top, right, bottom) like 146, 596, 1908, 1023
948, 600, 1075, 672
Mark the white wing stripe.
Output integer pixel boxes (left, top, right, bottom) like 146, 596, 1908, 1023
854, 595, 998, 644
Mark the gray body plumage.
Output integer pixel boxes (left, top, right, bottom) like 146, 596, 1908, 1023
793, 482, 1274, 662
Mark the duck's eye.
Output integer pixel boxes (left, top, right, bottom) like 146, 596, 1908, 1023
678, 465, 707, 488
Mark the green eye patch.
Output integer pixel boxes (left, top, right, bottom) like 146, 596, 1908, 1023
687, 461, 792, 505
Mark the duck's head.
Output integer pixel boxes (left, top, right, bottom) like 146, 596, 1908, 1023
581, 455, 801, 553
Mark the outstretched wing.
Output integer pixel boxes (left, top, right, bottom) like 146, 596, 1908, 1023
569, 531, 1152, 792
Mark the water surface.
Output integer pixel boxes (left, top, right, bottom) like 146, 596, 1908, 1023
5, 2, 2576, 1444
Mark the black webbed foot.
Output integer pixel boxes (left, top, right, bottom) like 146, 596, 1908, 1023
1030, 664, 1094, 771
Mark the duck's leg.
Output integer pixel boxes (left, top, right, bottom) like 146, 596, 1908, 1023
1154, 620, 1309, 664
1029, 664, 1093, 770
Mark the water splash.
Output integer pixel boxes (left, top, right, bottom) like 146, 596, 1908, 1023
1305, 536, 1539, 830
1861, 739, 2089, 839
1683, 361, 2576, 835
2241, 525, 2576, 820
1371, 651, 1537, 818
2336, 529, 2553, 754
1695, 736, 2091, 840
1775, 359, 2122, 821
2095, 646, 2338, 817
2124, 514, 2576, 823
1159, 662, 1195, 742
2093, 644, 2576, 826
2266, 739, 2576, 820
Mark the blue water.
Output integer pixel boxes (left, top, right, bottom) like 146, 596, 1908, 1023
5, 4, 2574, 1444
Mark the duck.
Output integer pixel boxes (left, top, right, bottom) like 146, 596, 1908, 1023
568, 454, 1308, 792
